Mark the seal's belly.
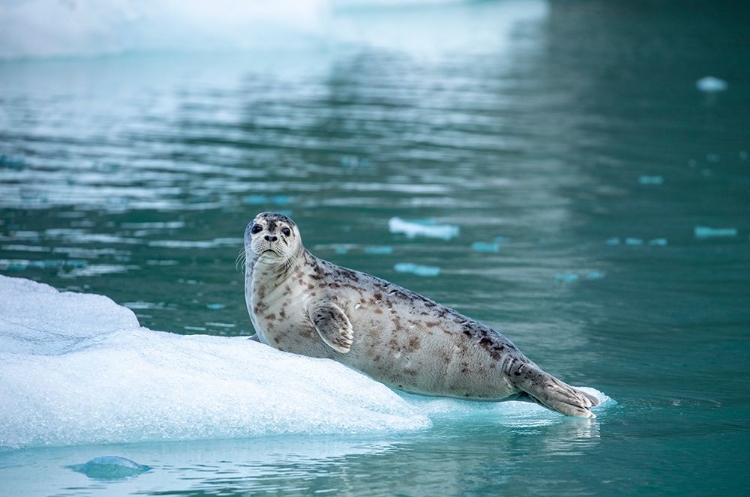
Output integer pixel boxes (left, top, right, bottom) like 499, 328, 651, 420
341, 297, 517, 399
250, 278, 518, 400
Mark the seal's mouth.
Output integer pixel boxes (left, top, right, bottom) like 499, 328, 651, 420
253, 246, 283, 260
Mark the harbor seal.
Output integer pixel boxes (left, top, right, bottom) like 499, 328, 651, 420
244, 212, 599, 418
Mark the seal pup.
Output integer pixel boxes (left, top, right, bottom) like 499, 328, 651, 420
244, 212, 599, 418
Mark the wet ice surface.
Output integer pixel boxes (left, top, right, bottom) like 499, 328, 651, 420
0, 275, 610, 450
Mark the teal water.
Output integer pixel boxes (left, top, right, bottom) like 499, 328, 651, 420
1, 0, 750, 495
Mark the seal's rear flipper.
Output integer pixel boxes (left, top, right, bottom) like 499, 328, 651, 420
514, 364, 598, 418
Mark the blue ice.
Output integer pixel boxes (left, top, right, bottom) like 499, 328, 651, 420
67, 456, 150, 481
585, 271, 605, 280
605, 237, 620, 246
471, 242, 501, 253
388, 217, 459, 240
364, 246, 393, 255
638, 175, 664, 185
696, 76, 728, 92
554, 273, 580, 283
625, 238, 644, 246
648, 238, 668, 246
394, 263, 441, 277
694, 226, 737, 238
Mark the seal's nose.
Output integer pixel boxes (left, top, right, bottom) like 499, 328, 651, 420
265, 235, 278, 242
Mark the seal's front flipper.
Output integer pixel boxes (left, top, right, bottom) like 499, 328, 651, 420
308, 303, 353, 353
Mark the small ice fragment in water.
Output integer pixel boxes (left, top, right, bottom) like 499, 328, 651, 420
388, 217, 459, 240
625, 238, 644, 246
585, 271, 605, 280
471, 242, 501, 253
207, 303, 225, 310
694, 226, 737, 238
604, 237, 620, 246
696, 76, 728, 92
638, 175, 664, 185
648, 238, 668, 246
555, 273, 580, 283
67, 456, 150, 480
364, 246, 393, 255
394, 263, 441, 277
334, 246, 349, 255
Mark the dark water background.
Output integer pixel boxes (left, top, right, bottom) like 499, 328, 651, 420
1, 0, 749, 495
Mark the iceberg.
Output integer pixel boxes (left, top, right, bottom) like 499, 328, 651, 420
0, 276, 612, 450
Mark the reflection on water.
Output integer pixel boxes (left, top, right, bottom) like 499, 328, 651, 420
0, 419, 603, 497
1, 0, 750, 495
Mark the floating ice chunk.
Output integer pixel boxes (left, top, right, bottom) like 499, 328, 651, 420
625, 238, 644, 246
585, 271, 605, 280
364, 246, 393, 255
206, 303, 226, 310
0, 276, 430, 449
604, 237, 621, 246
696, 76, 728, 92
648, 238, 668, 246
638, 175, 664, 185
340, 156, 371, 168
67, 456, 150, 481
0, 277, 615, 450
694, 226, 737, 238
555, 271, 604, 283
554, 273, 580, 283
471, 242, 501, 253
394, 262, 441, 277
388, 217, 459, 240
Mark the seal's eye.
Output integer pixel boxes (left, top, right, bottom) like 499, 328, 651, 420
251, 224, 263, 235
281, 227, 291, 237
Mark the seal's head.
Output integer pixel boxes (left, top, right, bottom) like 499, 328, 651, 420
245, 212, 301, 264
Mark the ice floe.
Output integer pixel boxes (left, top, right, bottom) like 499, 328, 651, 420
388, 217, 459, 240
0, 276, 612, 450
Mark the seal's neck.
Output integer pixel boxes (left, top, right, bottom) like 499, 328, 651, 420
246, 245, 304, 290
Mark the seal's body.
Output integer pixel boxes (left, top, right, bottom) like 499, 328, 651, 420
245, 212, 598, 417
